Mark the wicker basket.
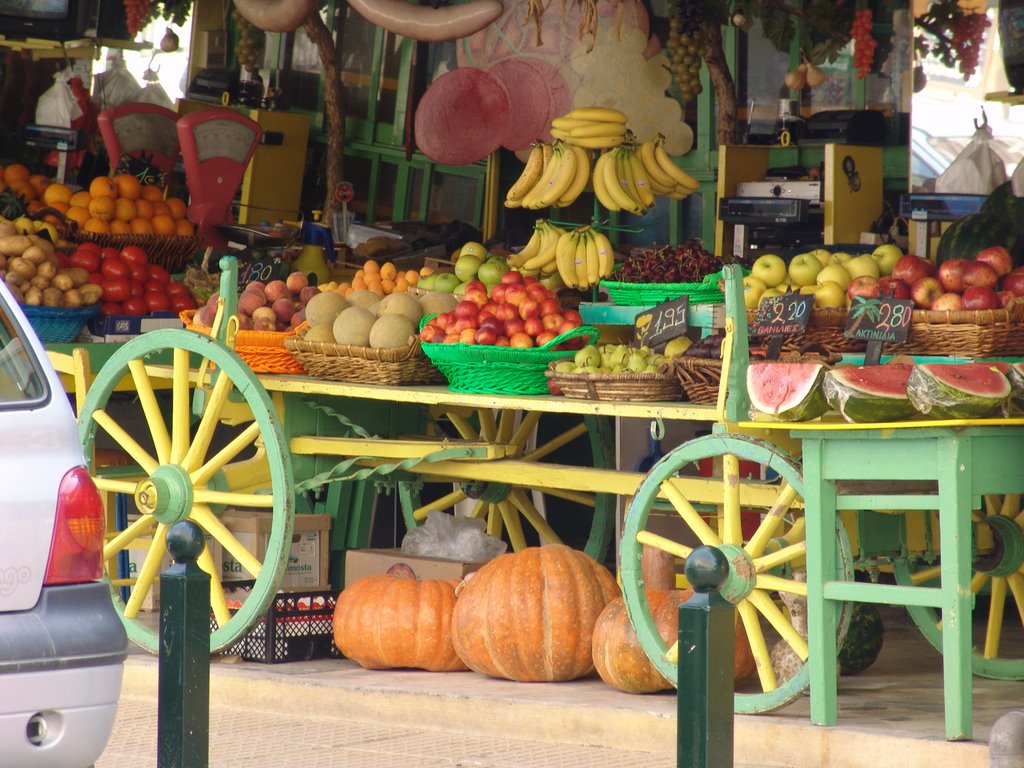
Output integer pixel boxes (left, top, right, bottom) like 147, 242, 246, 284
284, 335, 442, 385
60, 226, 203, 273
421, 326, 600, 395
180, 309, 305, 374
901, 303, 1024, 356
675, 351, 843, 405
21, 304, 99, 343
747, 307, 867, 354
544, 362, 682, 401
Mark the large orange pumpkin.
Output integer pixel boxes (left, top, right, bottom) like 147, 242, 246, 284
592, 589, 757, 694
451, 544, 619, 682
332, 573, 468, 672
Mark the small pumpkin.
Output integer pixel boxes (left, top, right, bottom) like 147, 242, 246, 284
451, 544, 619, 682
332, 573, 468, 672
592, 589, 758, 694
641, 544, 676, 591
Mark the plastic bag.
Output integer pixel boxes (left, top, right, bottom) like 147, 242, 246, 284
400, 510, 508, 562
91, 52, 142, 111
35, 70, 82, 127
136, 82, 173, 108
935, 121, 1008, 196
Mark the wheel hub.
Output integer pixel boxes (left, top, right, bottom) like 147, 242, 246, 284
715, 543, 757, 604
461, 480, 511, 503
975, 515, 1024, 578
135, 465, 195, 526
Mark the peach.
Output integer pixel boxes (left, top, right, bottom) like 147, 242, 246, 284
236, 315, 253, 331
252, 306, 277, 325
264, 279, 289, 303
252, 316, 277, 331
237, 290, 265, 316
299, 286, 319, 306
290, 308, 306, 328
286, 271, 308, 293
272, 297, 296, 323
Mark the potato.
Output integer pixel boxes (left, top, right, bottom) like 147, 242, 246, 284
63, 267, 89, 287
4, 270, 26, 288
0, 222, 17, 238
36, 260, 57, 280
0, 235, 33, 256
78, 283, 103, 304
51, 272, 74, 292
7, 256, 35, 279
24, 286, 42, 306
0, 254, 6, 271
26, 235, 54, 254
62, 288, 83, 308
21, 245, 47, 265
30, 274, 50, 290
42, 287, 64, 308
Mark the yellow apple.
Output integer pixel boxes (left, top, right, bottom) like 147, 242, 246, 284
846, 254, 881, 280
814, 280, 846, 308
742, 275, 768, 309
828, 251, 853, 265
809, 248, 832, 266
787, 253, 824, 287
751, 253, 787, 288
815, 263, 852, 290
871, 243, 904, 276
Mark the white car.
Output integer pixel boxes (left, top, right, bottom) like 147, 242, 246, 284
0, 281, 126, 768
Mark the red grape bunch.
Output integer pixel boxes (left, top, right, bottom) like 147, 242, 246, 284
850, 9, 878, 80
951, 12, 990, 80
123, 0, 156, 37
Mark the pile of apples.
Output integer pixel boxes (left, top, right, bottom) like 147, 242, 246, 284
880, 247, 1022, 311
418, 270, 583, 348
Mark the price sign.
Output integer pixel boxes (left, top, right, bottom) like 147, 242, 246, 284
751, 294, 814, 337
634, 295, 689, 350
237, 252, 290, 289
844, 294, 914, 364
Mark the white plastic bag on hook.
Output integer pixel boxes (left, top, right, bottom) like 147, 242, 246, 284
91, 51, 142, 111
35, 69, 82, 127
935, 109, 1008, 195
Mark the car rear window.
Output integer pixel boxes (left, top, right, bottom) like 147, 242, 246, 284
0, 300, 47, 405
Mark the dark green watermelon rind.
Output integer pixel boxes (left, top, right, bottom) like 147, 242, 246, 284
837, 603, 884, 676
935, 212, 1021, 267
982, 182, 1024, 267
906, 364, 1011, 420
822, 366, 918, 423
747, 363, 830, 422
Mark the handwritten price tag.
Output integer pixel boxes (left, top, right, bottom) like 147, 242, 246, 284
237, 253, 289, 289
751, 294, 813, 337
844, 295, 914, 344
634, 294, 689, 350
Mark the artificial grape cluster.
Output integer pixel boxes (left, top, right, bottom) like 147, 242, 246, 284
665, 0, 704, 103
123, 0, 156, 37
232, 8, 265, 73
950, 11, 990, 79
850, 9, 878, 80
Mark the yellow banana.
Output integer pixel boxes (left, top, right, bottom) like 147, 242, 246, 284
638, 137, 677, 189
522, 221, 562, 269
505, 143, 545, 207
591, 152, 620, 212
521, 143, 564, 208
609, 148, 644, 214
541, 142, 554, 171
592, 228, 615, 279
551, 116, 600, 132
569, 134, 626, 150
653, 138, 701, 191
666, 185, 694, 200
555, 230, 579, 289
624, 148, 655, 208
575, 228, 593, 290
568, 122, 627, 139
585, 227, 601, 287
537, 140, 578, 207
549, 127, 571, 141
554, 144, 591, 207
508, 221, 544, 267
648, 177, 676, 196
565, 106, 628, 124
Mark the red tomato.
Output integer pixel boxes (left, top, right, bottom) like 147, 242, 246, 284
76, 241, 101, 254
143, 279, 166, 294
122, 297, 148, 316
99, 277, 131, 303
87, 272, 103, 285
100, 302, 122, 316
147, 264, 171, 284
69, 250, 100, 273
120, 245, 149, 266
166, 280, 190, 295
54, 252, 69, 268
128, 260, 149, 284
100, 257, 129, 280
144, 292, 171, 313
100, 247, 121, 261
170, 293, 196, 313
130, 282, 145, 298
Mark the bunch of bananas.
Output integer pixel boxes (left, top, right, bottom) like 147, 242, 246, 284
507, 219, 568, 277
550, 107, 629, 150
637, 135, 701, 199
591, 138, 701, 214
505, 141, 592, 210
554, 225, 615, 291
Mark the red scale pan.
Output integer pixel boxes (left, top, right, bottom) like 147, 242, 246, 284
414, 67, 510, 166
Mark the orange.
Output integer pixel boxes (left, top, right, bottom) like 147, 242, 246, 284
363, 259, 380, 275
69, 190, 91, 209
87, 196, 116, 222
89, 176, 118, 198
134, 199, 154, 220
174, 218, 194, 236
114, 198, 137, 222
3, 163, 30, 185
379, 262, 397, 282
110, 219, 131, 234
351, 275, 366, 291
112, 174, 141, 201
26, 200, 44, 214
42, 183, 72, 207
380, 278, 395, 294
65, 205, 91, 227
150, 200, 170, 218
83, 217, 111, 234
129, 218, 154, 235
29, 174, 51, 197
165, 197, 187, 219
140, 184, 164, 201
151, 214, 176, 236
404, 269, 419, 285
47, 200, 70, 214
10, 180, 36, 201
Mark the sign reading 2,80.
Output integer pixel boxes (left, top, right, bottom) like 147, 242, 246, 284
845, 295, 914, 344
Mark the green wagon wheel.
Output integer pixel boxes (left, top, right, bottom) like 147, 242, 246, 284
620, 433, 853, 714
396, 408, 617, 561
78, 329, 294, 654
893, 494, 1024, 680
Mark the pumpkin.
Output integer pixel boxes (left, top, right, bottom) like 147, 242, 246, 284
641, 544, 676, 590
592, 589, 758, 694
451, 544, 619, 682
332, 573, 468, 672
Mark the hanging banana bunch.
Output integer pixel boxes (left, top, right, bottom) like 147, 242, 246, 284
507, 219, 567, 277
504, 140, 592, 210
555, 225, 615, 291
636, 134, 701, 200
550, 107, 629, 150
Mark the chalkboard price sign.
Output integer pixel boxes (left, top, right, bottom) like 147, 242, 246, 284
751, 293, 814, 337
844, 295, 914, 344
237, 252, 290, 289
634, 294, 689, 350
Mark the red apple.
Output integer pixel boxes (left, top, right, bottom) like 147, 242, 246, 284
876, 276, 911, 300
931, 292, 963, 311
519, 298, 540, 320
910, 276, 943, 309
539, 298, 561, 317
494, 304, 518, 322
937, 259, 967, 293
1002, 268, 1024, 297
509, 331, 535, 348
961, 285, 1001, 311
975, 246, 1014, 278
443, 333, 461, 343
434, 312, 454, 331
490, 283, 508, 303
562, 309, 583, 326
452, 317, 477, 333
500, 270, 525, 285
504, 318, 526, 337
542, 313, 564, 331
495, 336, 510, 346
847, 276, 880, 302
454, 300, 480, 321
420, 325, 445, 343
998, 290, 1017, 308
459, 327, 478, 344
504, 285, 528, 307
535, 330, 557, 346
963, 261, 1000, 290
892, 254, 935, 284
523, 316, 545, 337
474, 327, 498, 345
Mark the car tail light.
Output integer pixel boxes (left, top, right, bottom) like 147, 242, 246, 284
44, 467, 105, 584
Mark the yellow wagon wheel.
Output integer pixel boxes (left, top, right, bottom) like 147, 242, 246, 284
620, 432, 853, 713
395, 407, 617, 560
78, 329, 294, 653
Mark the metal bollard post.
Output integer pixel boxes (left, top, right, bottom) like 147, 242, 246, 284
677, 545, 735, 768
157, 521, 210, 768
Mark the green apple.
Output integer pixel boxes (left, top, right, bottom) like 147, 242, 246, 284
815, 263, 852, 290
432, 272, 463, 292
458, 241, 488, 260
742, 275, 768, 309
845, 253, 881, 280
809, 248, 832, 266
751, 253, 787, 288
477, 258, 508, 286
828, 251, 853, 265
813, 280, 846, 308
871, 243, 904, 276
454, 254, 483, 282
787, 253, 824, 287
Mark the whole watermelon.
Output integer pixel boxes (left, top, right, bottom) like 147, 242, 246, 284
981, 181, 1024, 224
935, 212, 1023, 267
837, 603, 884, 675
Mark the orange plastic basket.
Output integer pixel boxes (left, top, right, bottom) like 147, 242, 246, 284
180, 309, 306, 374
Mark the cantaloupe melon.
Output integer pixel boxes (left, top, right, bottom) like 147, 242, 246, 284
304, 324, 337, 343
377, 292, 423, 324
418, 291, 459, 316
305, 292, 349, 327
333, 306, 376, 346
347, 290, 383, 311
368, 315, 416, 349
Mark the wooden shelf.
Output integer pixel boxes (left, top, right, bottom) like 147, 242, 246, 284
0, 35, 151, 59
984, 90, 1024, 105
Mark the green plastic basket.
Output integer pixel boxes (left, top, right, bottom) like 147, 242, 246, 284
599, 269, 736, 306
21, 304, 99, 343
421, 325, 600, 394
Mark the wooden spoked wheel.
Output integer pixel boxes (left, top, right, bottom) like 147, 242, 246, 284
395, 408, 617, 561
78, 330, 294, 653
620, 433, 853, 713
893, 494, 1024, 680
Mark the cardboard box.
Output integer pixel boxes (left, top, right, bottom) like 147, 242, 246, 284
124, 521, 220, 611
218, 512, 331, 592
344, 548, 487, 588
87, 311, 184, 342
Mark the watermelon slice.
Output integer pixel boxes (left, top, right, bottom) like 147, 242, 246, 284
823, 365, 917, 423
747, 362, 829, 421
1008, 362, 1024, 409
906, 363, 1011, 420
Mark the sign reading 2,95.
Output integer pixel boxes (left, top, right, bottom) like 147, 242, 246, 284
751, 294, 813, 337
844, 295, 914, 343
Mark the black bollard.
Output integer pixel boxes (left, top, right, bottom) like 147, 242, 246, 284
677, 545, 735, 768
157, 521, 210, 768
